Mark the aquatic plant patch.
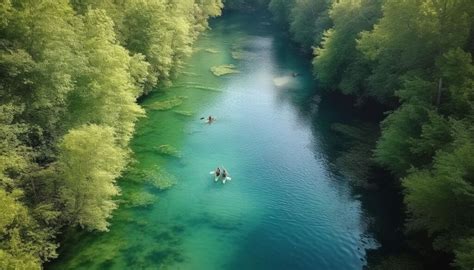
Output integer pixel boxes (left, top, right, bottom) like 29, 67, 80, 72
156, 144, 182, 158
174, 110, 194, 117
124, 191, 158, 208
210, 64, 240, 76
146, 168, 177, 190
145, 96, 187, 111
204, 48, 220, 53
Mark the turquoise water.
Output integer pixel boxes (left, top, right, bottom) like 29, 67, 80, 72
49, 13, 379, 270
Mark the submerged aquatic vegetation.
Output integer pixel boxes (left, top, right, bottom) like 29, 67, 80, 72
176, 82, 223, 92
231, 50, 245, 60
180, 71, 199, 77
145, 96, 187, 111
272, 76, 291, 87
156, 144, 182, 158
331, 123, 368, 142
174, 110, 194, 117
232, 49, 257, 61
190, 86, 222, 92
204, 48, 220, 53
330, 123, 379, 187
147, 168, 177, 190
210, 64, 240, 76
124, 166, 176, 190
123, 191, 158, 208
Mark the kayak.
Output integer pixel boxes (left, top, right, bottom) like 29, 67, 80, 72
202, 117, 216, 124
210, 171, 220, 182
210, 170, 231, 184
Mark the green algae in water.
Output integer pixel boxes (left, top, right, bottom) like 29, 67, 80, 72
124, 166, 176, 190
175, 82, 223, 92
147, 168, 177, 190
156, 144, 182, 158
331, 123, 367, 142
204, 48, 219, 53
189, 85, 222, 92
123, 191, 158, 208
232, 50, 256, 61
331, 122, 379, 188
210, 64, 240, 76
231, 50, 245, 60
145, 96, 187, 111
174, 110, 194, 117
180, 71, 199, 77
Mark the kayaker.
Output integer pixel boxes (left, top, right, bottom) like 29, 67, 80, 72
215, 167, 221, 177
207, 115, 214, 123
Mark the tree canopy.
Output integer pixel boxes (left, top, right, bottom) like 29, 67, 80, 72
263, 0, 474, 268
0, 0, 223, 266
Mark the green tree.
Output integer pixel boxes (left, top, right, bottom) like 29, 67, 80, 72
268, 0, 295, 26
66, 8, 147, 146
314, 0, 382, 95
0, 189, 58, 269
289, 0, 331, 49
358, 0, 474, 101
403, 122, 474, 269
58, 125, 126, 231
0, 0, 222, 268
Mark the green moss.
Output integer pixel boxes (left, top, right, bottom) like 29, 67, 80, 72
180, 71, 199, 77
210, 64, 240, 76
204, 48, 219, 53
231, 50, 245, 60
155, 144, 182, 158
124, 191, 158, 208
147, 169, 177, 190
232, 50, 256, 60
176, 82, 222, 92
189, 86, 222, 92
174, 110, 194, 117
145, 96, 187, 111
126, 165, 177, 190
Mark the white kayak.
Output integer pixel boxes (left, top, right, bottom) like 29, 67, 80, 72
223, 177, 232, 184
210, 171, 219, 182
210, 170, 231, 184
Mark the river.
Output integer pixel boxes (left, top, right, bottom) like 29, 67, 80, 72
49, 12, 384, 270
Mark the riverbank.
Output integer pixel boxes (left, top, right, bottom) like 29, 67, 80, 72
49, 12, 400, 270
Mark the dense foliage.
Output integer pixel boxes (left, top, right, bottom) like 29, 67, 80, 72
0, 0, 222, 268
2, 0, 473, 268
265, 0, 474, 268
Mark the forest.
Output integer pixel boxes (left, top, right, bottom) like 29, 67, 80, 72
1, 0, 474, 269
0, 0, 223, 268
265, 0, 474, 268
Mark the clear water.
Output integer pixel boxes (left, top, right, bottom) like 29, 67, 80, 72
49, 12, 378, 270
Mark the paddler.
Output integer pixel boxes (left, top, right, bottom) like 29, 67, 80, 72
207, 115, 215, 124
